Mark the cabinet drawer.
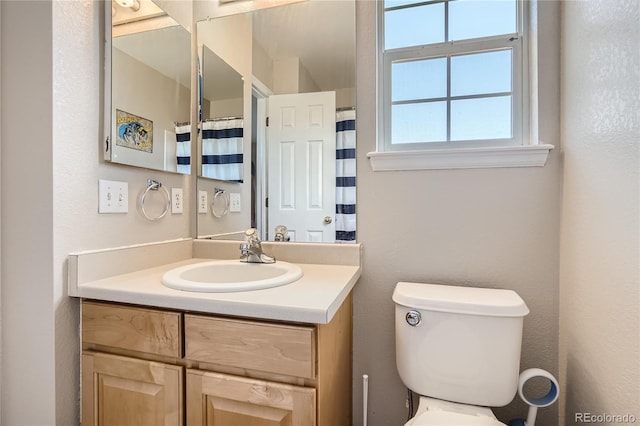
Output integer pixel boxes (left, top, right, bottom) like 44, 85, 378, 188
185, 314, 316, 379
82, 301, 182, 358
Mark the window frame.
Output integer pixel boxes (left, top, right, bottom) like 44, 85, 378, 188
371, 0, 553, 170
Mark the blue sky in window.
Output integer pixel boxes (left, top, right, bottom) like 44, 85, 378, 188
385, 0, 517, 143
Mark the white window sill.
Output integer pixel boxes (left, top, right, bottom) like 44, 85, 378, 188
367, 144, 554, 171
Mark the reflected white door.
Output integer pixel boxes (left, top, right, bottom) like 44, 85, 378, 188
267, 92, 336, 242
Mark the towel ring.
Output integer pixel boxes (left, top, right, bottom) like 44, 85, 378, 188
211, 188, 230, 218
140, 179, 170, 221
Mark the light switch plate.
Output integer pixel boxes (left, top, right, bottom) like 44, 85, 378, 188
98, 179, 128, 213
230, 192, 241, 212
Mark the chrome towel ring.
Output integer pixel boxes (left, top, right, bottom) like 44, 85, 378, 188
140, 179, 170, 221
211, 188, 230, 218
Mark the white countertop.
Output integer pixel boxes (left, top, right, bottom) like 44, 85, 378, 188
68, 239, 362, 324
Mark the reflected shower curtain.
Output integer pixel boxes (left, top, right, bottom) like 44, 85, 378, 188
175, 123, 191, 174
336, 109, 356, 243
202, 118, 244, 182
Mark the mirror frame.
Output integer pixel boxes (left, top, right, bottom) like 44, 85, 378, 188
104, 0, 193, 176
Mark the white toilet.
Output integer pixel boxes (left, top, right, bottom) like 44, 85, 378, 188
393, 282, 530, 425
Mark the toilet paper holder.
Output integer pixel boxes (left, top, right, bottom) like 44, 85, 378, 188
508, 368, 559, 426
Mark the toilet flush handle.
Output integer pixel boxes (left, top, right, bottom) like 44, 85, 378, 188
406, 310, 422, 326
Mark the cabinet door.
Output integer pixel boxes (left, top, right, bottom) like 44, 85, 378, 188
82, 352, 183, 426
186, 369, 316, 426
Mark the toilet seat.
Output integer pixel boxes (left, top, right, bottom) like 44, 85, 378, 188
405, 397, 506, 426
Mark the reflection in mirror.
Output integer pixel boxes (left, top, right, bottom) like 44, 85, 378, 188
107, 0, 191, 174
196, 0, 356, 243
200, 46, 245, 182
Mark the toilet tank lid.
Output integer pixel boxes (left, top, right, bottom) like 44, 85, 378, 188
393, 282, 529, 317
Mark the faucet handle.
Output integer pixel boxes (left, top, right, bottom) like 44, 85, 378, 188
244, 228, 261, 245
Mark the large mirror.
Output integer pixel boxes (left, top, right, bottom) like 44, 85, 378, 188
106, 0, 192, 174
195, 0, 356, 243
199, 45, 245, 182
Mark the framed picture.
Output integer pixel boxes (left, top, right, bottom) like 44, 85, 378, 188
116, 109, 153, 153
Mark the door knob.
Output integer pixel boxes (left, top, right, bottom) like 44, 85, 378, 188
323, 216, 333, 224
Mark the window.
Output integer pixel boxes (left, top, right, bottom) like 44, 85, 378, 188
371, 0, 553, 170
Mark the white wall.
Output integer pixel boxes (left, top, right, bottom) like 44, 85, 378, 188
559, 0, 640, 424
1, 1, 192, 424
353, 1, 562, 424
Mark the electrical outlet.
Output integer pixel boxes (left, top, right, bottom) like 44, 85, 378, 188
98, 179, 128, 213
230, 193, 241, 212
198, 190, 208, 214
171, 188, 183, 214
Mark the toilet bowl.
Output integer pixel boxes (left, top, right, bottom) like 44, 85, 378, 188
393, 282, 529, 426
405, 396, 505, 426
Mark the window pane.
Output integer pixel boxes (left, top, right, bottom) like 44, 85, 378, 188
451, 96, 512, 141
449, 0, 517, 41
392, 102, 447, 144
392, 58, 447, 102
451, 50, 512, 97
385, 3, 444, 49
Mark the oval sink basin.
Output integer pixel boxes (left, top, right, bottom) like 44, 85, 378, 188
161, 260, 303, 293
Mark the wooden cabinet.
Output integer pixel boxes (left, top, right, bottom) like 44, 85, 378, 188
186, 370, 315, 426
184, 314, 316, 379
82, 352, 183, 426
81, 295, 352, 426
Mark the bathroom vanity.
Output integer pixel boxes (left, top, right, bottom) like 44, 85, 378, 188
70, 239, 361, 426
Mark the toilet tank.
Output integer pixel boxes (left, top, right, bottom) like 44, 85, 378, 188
393, 282, 529, 407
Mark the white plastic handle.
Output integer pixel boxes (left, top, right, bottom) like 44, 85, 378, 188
363, 374, 369, 426
518, 368, 559, 408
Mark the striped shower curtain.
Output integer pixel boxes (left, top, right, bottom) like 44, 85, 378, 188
202, 118, 244, 182
335, 110, 356, 243
175, 123, 191, 174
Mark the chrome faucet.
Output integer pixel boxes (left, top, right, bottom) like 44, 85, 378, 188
240, 228, 275, 263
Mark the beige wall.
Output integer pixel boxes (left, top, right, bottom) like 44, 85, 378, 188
353, 1, 561, 424
559, 0, 640, 424
2, 1, 192, 424
2, 2, 56, 423
112, 48, 191, 173
1, 1, 637, 425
